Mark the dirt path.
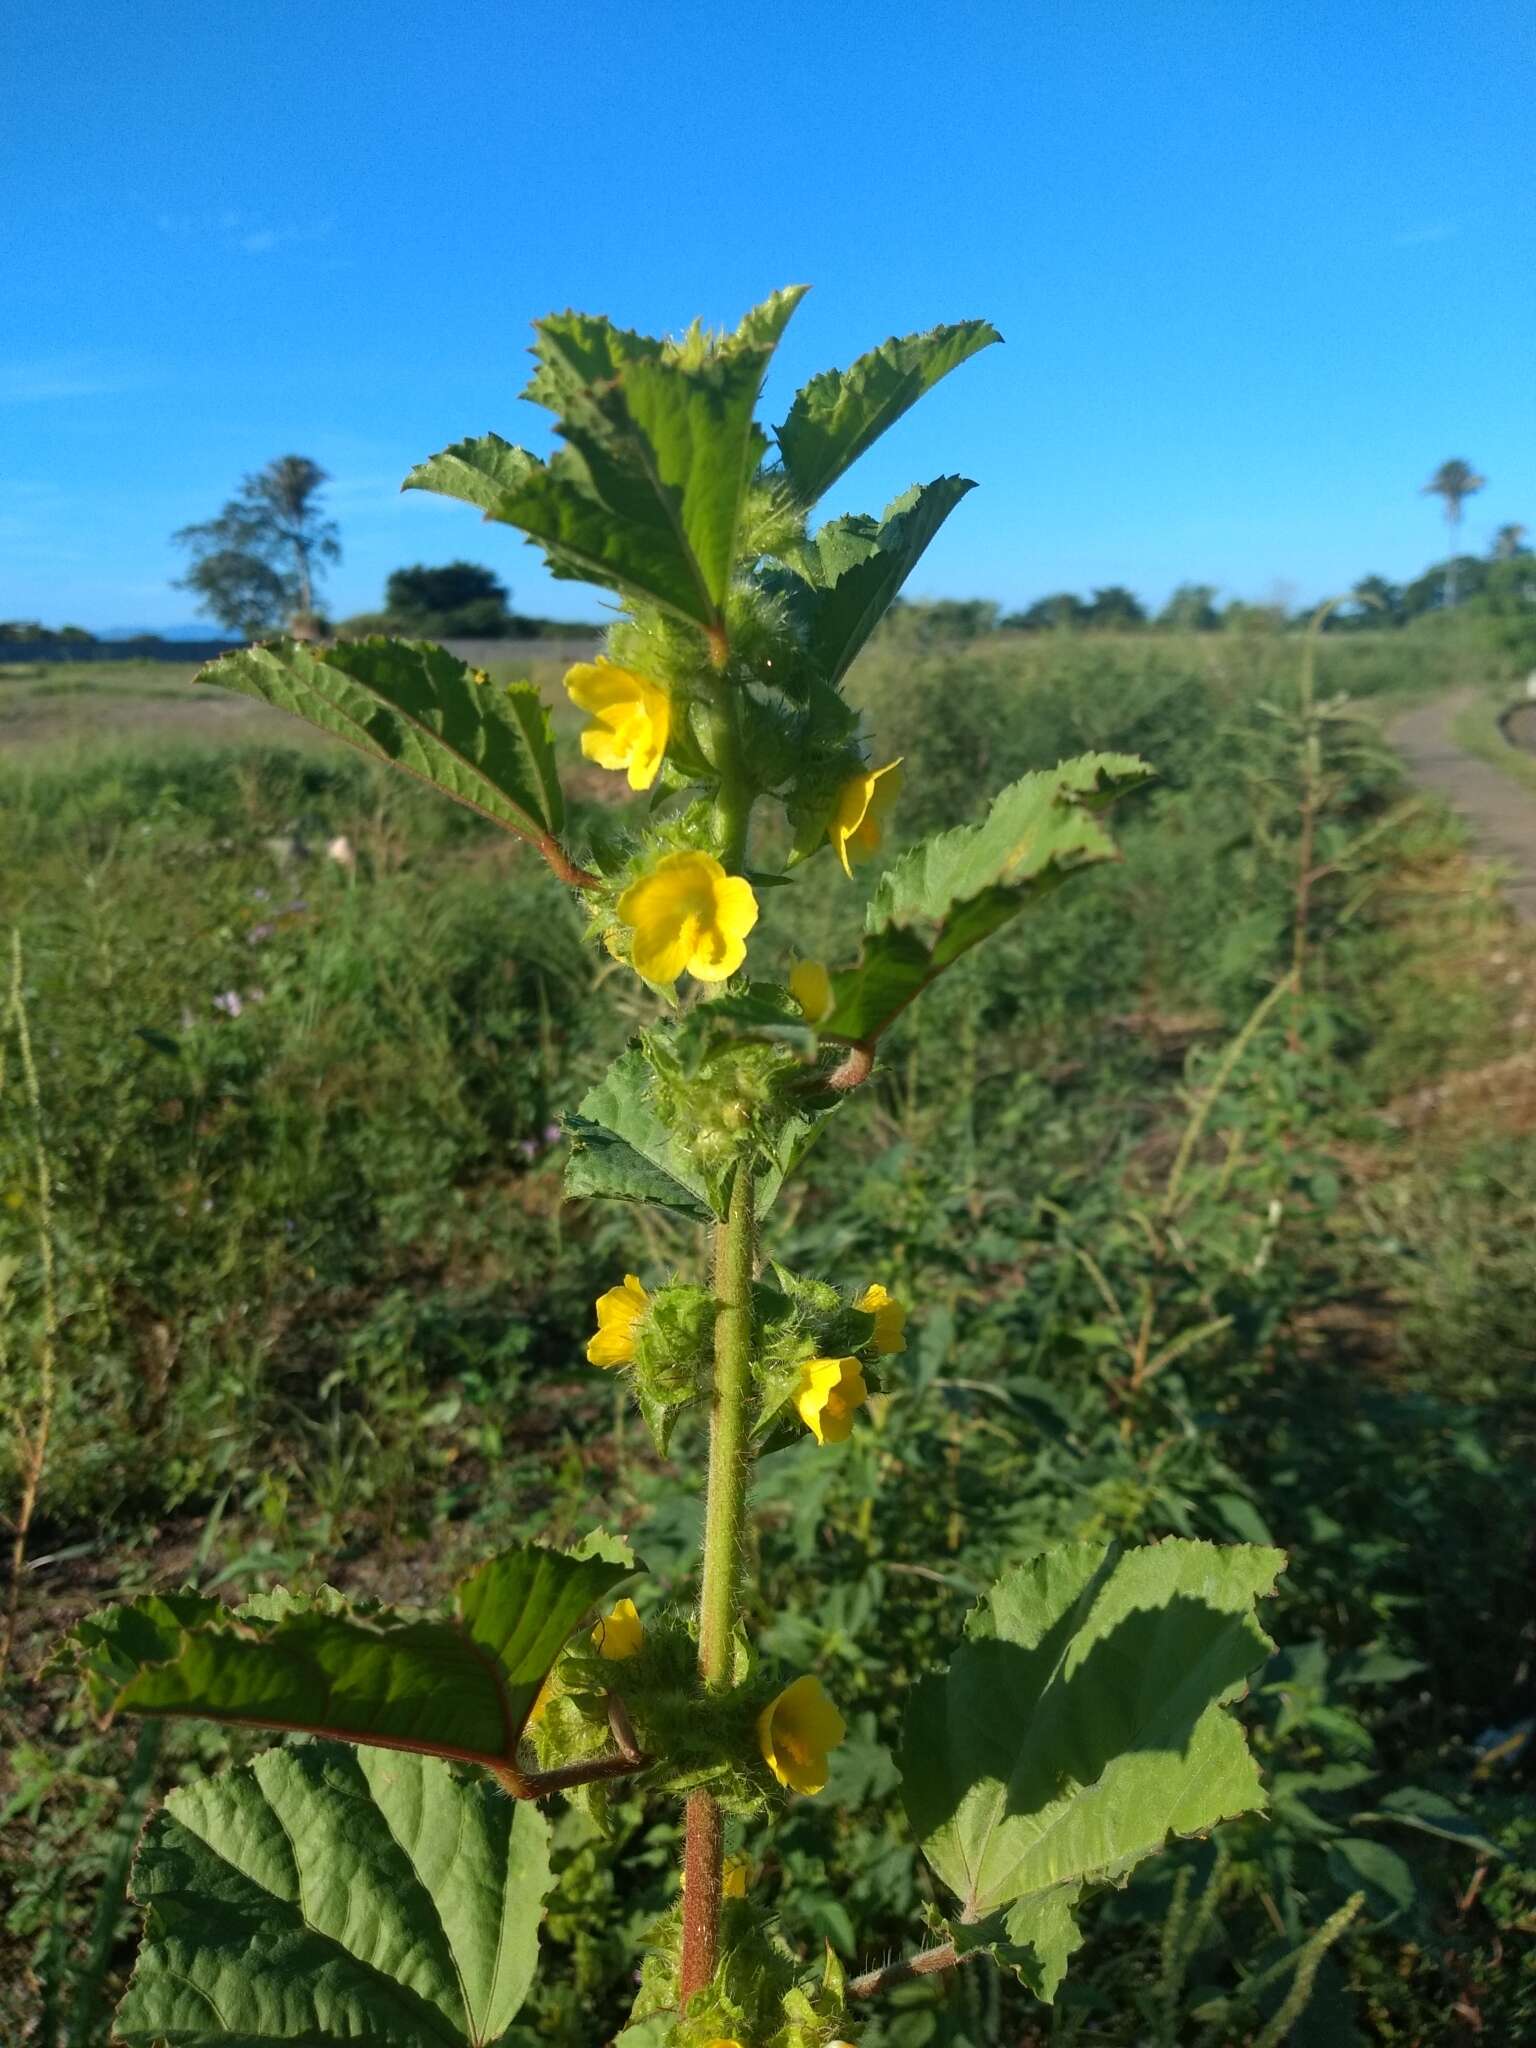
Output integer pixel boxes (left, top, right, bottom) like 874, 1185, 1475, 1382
1389, 690, 1536, 923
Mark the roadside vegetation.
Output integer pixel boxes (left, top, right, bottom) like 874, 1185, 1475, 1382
2, 614, 1534, 2044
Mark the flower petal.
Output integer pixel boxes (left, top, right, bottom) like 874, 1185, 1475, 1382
789, 959, 832, 1022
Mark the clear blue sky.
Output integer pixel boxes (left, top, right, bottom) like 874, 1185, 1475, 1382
4, 1, 1533, 631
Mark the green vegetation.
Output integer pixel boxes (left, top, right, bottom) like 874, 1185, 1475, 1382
1449, 694, 1536, 798
5, 287, 1536, 2045
4, 609, 1533, 2041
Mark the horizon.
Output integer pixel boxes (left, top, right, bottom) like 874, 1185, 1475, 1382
5, 1, 1533, 633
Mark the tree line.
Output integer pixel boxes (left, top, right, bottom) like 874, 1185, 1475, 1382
7, 452, 1526, 651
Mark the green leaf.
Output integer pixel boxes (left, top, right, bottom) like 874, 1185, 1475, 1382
490, 451, 730, 629
564, 1048, 717, 1223
563, 1044, 830, 1222
819, 755, 1151, 1043
699, 984, 819, 1055
800, 477, 976, 685
73, 1544, 632, 1769
902, 1538, 1283, 2000
1323, 1837, 1418, 1920
522, 311, 666, 413
402, 430, 542, 516
116, 1742, 550, 2046
414, 290, 807, 641
201, 638, 563, 842
870, 752, 1151, 943
776, 319, 1001, 504
1356, 1786, 1502, 1860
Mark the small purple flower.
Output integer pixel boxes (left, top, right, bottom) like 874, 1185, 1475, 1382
212, 991, 243, 1018
515, 1139, 539, 1161
250, 887, 271, 903
542, 1122, 563, 1148
247, 922, 275, 946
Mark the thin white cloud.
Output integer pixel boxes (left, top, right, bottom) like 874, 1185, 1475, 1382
0, 357, 138, 403
153, 207, 334, 256
1393, 222, 1457, 248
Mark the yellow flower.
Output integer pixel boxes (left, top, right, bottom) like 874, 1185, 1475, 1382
591, 1597, 644, 1660
757, 1674, 847, 1795
587, 1274, 649, 1368
525, 1667, 561, 1729
828, 759, 903, 877
789, 958, 832, 1023
793, 1355, 868, 1446
617, 851, 759, 987
703, 2040, 744, 2048
564, 659, 671, 790
856, 1283, 907, 1355
686, 1853, 751, 1899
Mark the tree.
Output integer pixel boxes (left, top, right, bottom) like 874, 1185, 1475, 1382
1156, 583, 1219, 632
1492, 522, 1529, 561
1010, 592, 1085, 631
1220, 598, 1285, 634
1421, 458, 1485, 605
173, 455, 340, 636
1085, 585, 1145, 630
1402, 554, 1488, 619
384, 560, 519, 637
1332, 574, 1403, 629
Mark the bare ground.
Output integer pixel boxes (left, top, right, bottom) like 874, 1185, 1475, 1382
1389, 690, 1536, 923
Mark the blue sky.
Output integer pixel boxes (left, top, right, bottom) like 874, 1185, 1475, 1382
4, 1, 1533, 630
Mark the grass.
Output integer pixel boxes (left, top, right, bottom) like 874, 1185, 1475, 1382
3, 625, 1535, 2044
1449, 689, 1536, 797
0, 651, 578, 756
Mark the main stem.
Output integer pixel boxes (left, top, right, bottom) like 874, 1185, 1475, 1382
680, 1160, 756, 2002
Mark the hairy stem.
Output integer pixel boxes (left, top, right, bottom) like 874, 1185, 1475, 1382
680, 1161, 756, 2002
848, 1942, 964, 1999
704, 684, 754, 870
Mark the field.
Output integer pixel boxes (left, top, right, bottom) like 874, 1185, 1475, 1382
3, 624, 1536, 2044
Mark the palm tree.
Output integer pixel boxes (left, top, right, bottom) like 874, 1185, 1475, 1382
1422, 458, 1486, 606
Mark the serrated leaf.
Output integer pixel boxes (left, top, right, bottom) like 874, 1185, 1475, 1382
797, 477, 976, 685
201, 638, 563, 842
776, 319, 1001, 504
901, 1539, 1283, 1998
495, 450, 728, 627
563, 1048, 717, 1223
591, 348, 769, 613
870, 752, 1151, 941
818, 756, 1151, 1044
115, 1742, 550, 2046
522, 310, 666, 412
417, 291, 806, 642
402, 431, 543, 516
563, 1045, 830, 1222
73, 1544, 632, 1769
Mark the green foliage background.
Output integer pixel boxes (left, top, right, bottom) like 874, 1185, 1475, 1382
2, 618, 1534, 2043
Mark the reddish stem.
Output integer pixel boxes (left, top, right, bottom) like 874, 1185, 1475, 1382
680, 1788, 725, 1999
538, 834, 601, 890
827, 1041, 875, 1091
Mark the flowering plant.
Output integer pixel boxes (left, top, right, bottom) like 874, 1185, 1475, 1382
71, 289, 1283, 2046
